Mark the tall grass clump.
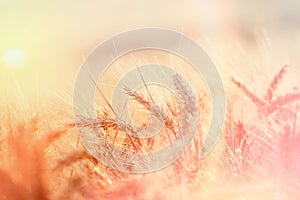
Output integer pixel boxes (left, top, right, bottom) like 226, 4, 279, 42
1, 65, 300, 199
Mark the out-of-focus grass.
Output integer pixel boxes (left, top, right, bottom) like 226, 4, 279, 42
1, 14, 300, 200
0, 63, 300, 200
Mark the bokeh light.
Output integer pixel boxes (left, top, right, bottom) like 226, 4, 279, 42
3, 48, 26, 68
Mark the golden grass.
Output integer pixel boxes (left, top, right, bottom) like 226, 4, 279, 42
1, 64, 300, 199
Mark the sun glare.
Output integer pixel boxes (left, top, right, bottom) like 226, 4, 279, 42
3, 48, 26, 68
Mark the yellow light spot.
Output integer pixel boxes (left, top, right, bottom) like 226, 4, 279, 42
3, 48, 26, 68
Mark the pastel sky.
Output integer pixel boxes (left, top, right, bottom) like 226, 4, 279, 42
1, 0, 299, 106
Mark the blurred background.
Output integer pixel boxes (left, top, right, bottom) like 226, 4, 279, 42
0, 0, 300, 122
1, 1, 300, 199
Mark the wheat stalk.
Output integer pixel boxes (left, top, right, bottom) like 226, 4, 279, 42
231, 78, 265, 107
265, 65, 288, 102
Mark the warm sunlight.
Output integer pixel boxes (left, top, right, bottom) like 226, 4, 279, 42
3, 48, 26, 68
1, 1, 300, 199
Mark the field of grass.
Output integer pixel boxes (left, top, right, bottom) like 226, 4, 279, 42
1, 1, 300, 199
1, 59, 300, 199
